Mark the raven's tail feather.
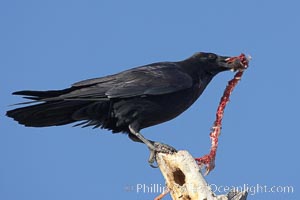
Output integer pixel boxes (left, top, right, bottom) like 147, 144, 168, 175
7, 88, 110, 128
6, 101, 92, 127
6, 89, 125, 132
12, 88, 75, 100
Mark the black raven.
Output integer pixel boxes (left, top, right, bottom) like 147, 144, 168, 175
6, 52, 245, 165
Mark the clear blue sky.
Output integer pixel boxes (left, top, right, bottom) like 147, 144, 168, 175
1, 1, 299, 199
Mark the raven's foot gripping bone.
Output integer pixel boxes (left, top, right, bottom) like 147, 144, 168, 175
148, 142, 177, 168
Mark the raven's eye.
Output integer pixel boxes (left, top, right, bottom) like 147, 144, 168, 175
208, 54, 217, 60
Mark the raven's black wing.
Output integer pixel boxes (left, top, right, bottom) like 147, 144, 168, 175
54, 62, 193, 100
105, 63, 193, 98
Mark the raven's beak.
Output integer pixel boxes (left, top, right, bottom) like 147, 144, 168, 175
219, 54, 250, 72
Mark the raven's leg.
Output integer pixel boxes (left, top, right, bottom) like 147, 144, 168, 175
128, 125, 177, 167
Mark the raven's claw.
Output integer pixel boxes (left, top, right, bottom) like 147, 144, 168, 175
148, 142, 177, 167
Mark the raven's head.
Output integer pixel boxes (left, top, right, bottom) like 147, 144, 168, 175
190, 52, 250, 75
